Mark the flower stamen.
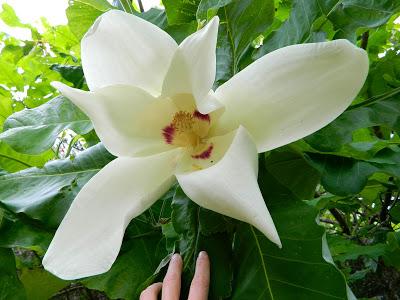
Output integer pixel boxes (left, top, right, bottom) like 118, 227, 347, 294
162, 110, 213, 160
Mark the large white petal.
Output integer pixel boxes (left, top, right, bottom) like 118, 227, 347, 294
213, 39, 369, 153
162, 17, 221, 114
176, 126, 281, 247
53, 82, 177, 157
43, 149, 181, 280
82, 10, 177, 94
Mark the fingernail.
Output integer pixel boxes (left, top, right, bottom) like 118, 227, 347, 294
198, 251, 208, 259
171, 253, 180, 262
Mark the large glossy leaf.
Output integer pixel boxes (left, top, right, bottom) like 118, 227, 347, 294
0, 141, 53, 172
265, 149, 321, 199
215, 0, 274, 84
326, 0, 400, 40
0, 143, 114, 228
50, 64, 85, 89
82, 234, 166, 300
171, 188, 234, 299
66, 0, 110, 39
19, 268, 68, 300
0, 96, 92, 154
231, 222, 352, 300
306, 152, 400, 196
305, 95, 400, 152
257, 0, 400, 57
0, 248, 27, 300
163, 0, 201, 24
256, 0, 330, 56
0, 210, 53, 253
196, 0, 232, 21
230, 158, 353, 299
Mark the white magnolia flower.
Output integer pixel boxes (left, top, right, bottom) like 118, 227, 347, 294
43, 10, 368, 280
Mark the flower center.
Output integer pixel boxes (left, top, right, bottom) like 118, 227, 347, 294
162, 110, 213, 159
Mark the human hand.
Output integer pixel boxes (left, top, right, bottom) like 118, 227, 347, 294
140, 251, 210, 300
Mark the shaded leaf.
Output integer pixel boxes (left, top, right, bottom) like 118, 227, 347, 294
0, 141, 53, 172
82, 235, 166, 300
50, 65, 85, 89
0, 96, 92, 154
0, 143, 114, 228
0, 248, 26, 300
163, 0, 201, 25
0, 210, 53, 252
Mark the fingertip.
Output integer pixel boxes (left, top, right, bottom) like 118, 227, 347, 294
162, 253, 183, 300
188, 251, 210, 299
140, 282, 162, 300
198, 251, 208, 260
171, 253, 182, 265
196, 251, 210, 269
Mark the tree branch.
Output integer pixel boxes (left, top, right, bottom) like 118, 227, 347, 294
329, 208, 351, 235
319, 218, 338, 225
361, 31, 369, 50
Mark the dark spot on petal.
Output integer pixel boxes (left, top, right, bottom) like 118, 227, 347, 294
192, 144, 213, 159
162, 125, 175, 144
193, 110, 210, 123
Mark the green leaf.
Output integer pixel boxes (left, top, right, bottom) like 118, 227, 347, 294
231, 222, 350, 299
82, 235, 166, 300
0, 3, 30, 29
75, 0, 114, 11
19, 268, 68, 300
196, 0, 232, 21
0, 248, 26, 300
256, 0, 329, 57
66, 0, 110, 40
171, 188, 199, 283
50, 65, 85, 88
304, 95, 400, 152
215, 22, 234, 87
199, 208, 233, 235
265, 149, 321, 199
328, 234, 386, 262
0, 89, 13, 131
230, 160, 352, 299
0, 141, 53, 172
171, 188, 234, 299
0, 143, 114, 228
257, 0, 400, 57
306, 153, 400, 196
165, 21, 197, 43
383, 231, 400, 270
112, 0, 136, 13
217, 0, 275, 82
0, 96, 92, 154
198, 232, 233, 298
0, 210, 53, 253
163, 0, 201, 25
137, 8, 168, 28
327, 0, 400, 40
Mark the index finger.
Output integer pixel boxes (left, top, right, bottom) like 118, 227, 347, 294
162, 253, 183, 300
188, 251, 210, 300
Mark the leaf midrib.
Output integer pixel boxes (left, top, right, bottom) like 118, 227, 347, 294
250, 225, 274, 300
0, 167, 101, 182
251, 227, 346, 299
3, 119, 90, 132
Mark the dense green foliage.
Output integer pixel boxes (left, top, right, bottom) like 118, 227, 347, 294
0, 0, 400, 299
